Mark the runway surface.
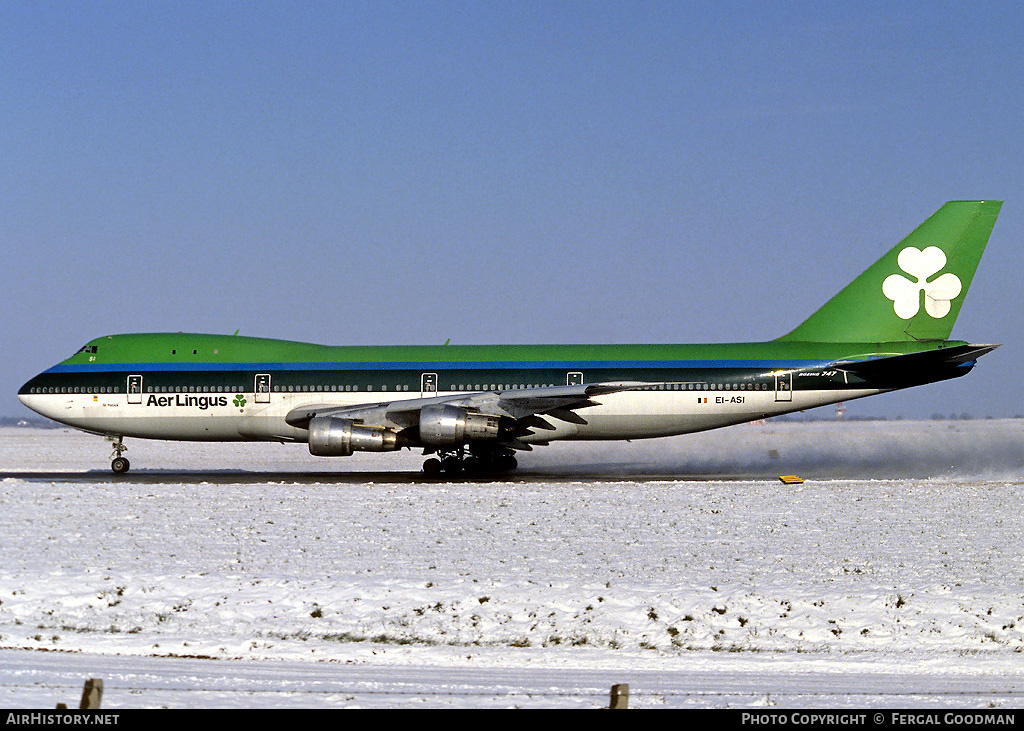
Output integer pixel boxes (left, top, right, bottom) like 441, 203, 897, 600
5, 418, 1021, 483
0, 468, 775, 484
5, 647, 1023, 709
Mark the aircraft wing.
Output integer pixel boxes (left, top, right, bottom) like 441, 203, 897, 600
283, 382, 647, 448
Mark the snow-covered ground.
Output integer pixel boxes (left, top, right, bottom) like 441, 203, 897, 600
1, 420, 1023, 708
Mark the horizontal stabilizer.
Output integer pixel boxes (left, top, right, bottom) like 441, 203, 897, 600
836, 344, 998, 379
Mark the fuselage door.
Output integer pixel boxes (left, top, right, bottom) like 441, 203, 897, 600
775, 372, 793, 402
421, 372, 438, 397
567, 371, 584, 386
127, 375, 143, 404
255, 373, 271, 403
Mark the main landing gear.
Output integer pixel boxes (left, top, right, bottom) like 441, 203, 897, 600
107, 436, 130, 474
422, 445, 518, 475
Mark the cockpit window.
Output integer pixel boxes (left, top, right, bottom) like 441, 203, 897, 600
76, 345, 98, 355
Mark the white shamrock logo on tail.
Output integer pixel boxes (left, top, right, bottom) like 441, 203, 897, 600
882, 247, 962, 319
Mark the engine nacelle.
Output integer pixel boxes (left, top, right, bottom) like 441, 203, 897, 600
419, 404, 501, 445
308, 416, 399, 456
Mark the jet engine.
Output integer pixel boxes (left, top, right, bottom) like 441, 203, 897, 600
308, 416, 399, 456
418, 404, 501, 445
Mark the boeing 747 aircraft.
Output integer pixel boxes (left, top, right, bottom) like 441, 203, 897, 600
19, 200, 1002, 475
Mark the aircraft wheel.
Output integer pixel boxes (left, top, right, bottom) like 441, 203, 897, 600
422, 458, 442, 474
111, 457, 130, 474
441, 456, 464, 474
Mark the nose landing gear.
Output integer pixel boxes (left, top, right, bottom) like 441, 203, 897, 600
107, 436, 130, 474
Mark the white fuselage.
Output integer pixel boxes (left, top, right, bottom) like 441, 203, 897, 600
19, 385, 878, 445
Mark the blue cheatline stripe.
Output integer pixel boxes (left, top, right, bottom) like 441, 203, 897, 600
46, 359, 832, 374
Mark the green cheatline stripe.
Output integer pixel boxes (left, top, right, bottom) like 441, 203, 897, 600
48, 358, 831, 373
62, 333, 958, 367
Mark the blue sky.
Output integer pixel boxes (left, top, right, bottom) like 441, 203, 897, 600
2, 1, 1022, 419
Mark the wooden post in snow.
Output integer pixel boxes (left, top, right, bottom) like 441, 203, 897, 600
56, 678, 102, 710
79, 678, 103, 709
609, 683, 628, 709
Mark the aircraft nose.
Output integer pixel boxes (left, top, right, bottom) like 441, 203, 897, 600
18, 380, 54, 420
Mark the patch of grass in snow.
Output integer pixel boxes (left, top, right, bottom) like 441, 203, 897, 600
542, 634, 589, 647
264, 629, 442, 647
51, 622, 143, 636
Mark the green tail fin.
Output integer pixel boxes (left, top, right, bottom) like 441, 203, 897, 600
779, 200, 1002, 343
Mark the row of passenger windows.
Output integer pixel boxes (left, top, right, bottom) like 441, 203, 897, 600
28, 383, 573, 395
29, 381, 774, 395
30, 386, 120, 394
270, 384, 563, 392
640, 382, 771, 391
451, 384, 555, 391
